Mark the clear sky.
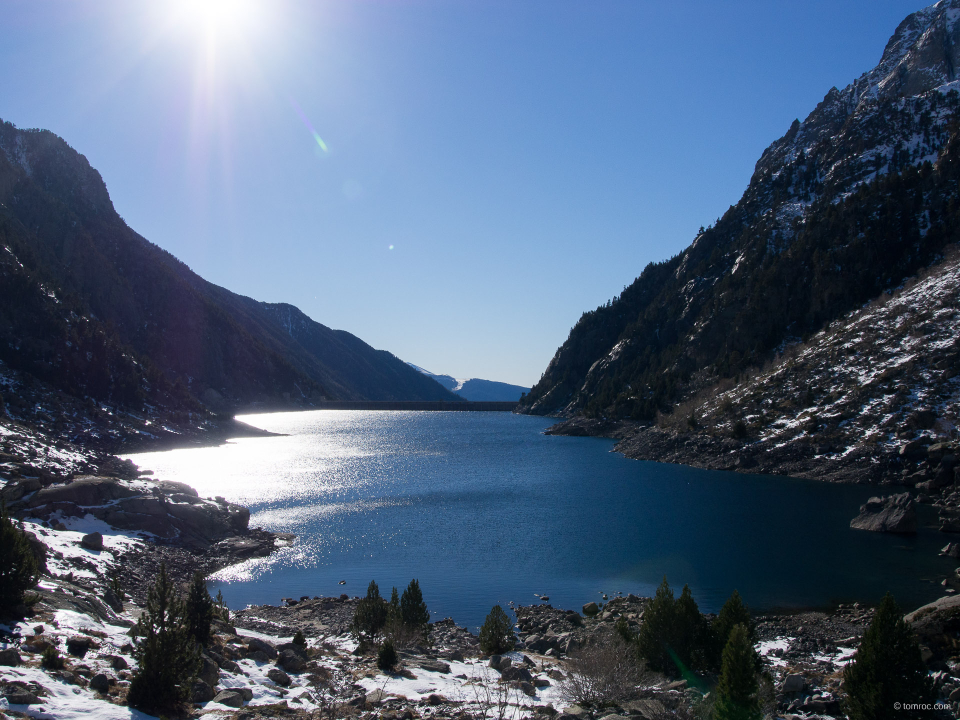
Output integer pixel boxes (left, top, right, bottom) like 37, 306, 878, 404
0, 0, 933, 387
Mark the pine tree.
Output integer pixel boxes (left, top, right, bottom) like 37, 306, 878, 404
127, 564, 200, 714
636, 577, 677, 673
0, 504, 40, 615
293, 630, 307, 649
843, 593, 934, 720
712, 590, 754, 670
479, 604, 514, 655
352, 580, 388, 644
378, 639, 398, 671
400, 579, 429, 631
184, 571, 214, 647
714, 624, 761, 720
674, 584, 709, 671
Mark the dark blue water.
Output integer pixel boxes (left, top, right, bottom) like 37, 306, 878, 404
126, 411, 952, 630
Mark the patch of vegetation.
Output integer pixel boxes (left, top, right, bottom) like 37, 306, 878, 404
0, 504, 40, 616
479, 604, 514, 655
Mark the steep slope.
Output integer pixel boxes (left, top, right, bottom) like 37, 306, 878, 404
408, 364, 530, 401
520, 0, 960, 421
0, 121, 459, 409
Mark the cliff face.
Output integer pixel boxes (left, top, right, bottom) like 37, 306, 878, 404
0, 122, 458, 410
520, 0, 960, 422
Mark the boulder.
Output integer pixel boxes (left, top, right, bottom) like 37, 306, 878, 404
80, 532, 103, 551
781, 673, 805, 693
66, 636, 93, 657
582, 602, 599, 616
906, 594, 960, 658
199, 655, 220, 687
417, 659, 451, 674
3, 687, 40, 705
366, 688, 388, 705
246, 637, 278, 659
191, 679, 216, 703
90, 673, 111, 693
212, 689, 245, 708
0, 648, 22, 666
901, 438, 932, 457
227, 687, 254, 702
267, 667, 291, 687
103, 587, 123, 613
502, 666, 534, 683
277, 648, 307, 672
519, 680, 536, 697
941, 543, 960, 559
850, 493, 917, 533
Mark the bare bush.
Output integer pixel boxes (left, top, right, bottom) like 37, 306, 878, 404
458, 667, 523, 720
559, 631, 650, 707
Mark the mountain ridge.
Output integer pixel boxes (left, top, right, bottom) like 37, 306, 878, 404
0, 120, 459, 413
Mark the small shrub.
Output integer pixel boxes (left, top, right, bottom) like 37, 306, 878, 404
213, 589, 230, 623
377, 639, 398, 671
559, 630, 647, 707
479, 604, 514, 655
293, 630, 307, 649
732, 420, 748, 439
0, 504, 40, 616
41, 645, 64, 670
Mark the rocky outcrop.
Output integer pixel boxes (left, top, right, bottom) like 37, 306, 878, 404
8, 475, 251, 549
906, 594, 960, 659
850, 493, 918, 533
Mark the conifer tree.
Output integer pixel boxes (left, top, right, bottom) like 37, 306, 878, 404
184, 571, 214, 647
400, 579, 429, 631
127, 564, 199, 714
714, 624, 761, 720
636, 577, 677, 673
0, 505, 39, 615
843, 593, 934, 720
674, 584, 709, 671
712, 590, 754, 670
378, 638, 398, 671
352, 580, 388, 644
479, 604, 514, 655
293, 630, 307, 649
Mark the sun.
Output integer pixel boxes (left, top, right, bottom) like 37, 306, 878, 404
172, 0, 262, 43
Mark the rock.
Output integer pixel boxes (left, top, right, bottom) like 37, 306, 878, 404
103, 587, 123, 612
191, 679, 216, 703
105, 654, 128, 670
488, 654, 503, 669
418, 659, 451, 674
228, 687, 254, 702
212, 689, 245, 708
80, 532, 103, 551
502, 666, 534, 683
268, 667, 291, 686
248, 649, 270, 663
906, 594, 960, 658
426, 693, 445, 706
850, 493, 917, 533
277, 648, 307, 672
781, 674, 805, 693
582, 602, 599, 616
3, 688, 40, 705
943, 543, 960, 559
90, 673, 111, 693
519, 680, 536, 696
0, 648, 22, 666
66, 636, 93, 657
199, 655, 220, 687
563, 705, 589, 718
246, 637, 279, 659
367, 689, 388, 705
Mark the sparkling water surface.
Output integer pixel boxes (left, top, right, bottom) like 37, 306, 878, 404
125, 411, 951, 630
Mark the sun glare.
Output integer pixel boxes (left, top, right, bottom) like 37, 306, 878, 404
173, 0, 261, 42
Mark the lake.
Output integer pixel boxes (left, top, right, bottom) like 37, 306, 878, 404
125, 410, 951, 630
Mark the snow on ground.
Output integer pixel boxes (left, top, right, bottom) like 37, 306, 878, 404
756, 638, 792, 668
22, 516, 146, 580
0, 664, 151, 720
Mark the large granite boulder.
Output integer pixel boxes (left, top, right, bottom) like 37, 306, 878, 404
906, 594, 960, 659
850, 493, 917, 533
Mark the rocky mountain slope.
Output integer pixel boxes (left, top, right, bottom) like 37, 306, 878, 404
0, 121, 458, 414
519, 0, 960, 431
408, 364, 530, 402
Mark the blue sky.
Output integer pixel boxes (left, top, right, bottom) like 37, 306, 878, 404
0, 0, 933, 387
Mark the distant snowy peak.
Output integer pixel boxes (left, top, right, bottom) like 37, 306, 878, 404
406, 363, 530, 402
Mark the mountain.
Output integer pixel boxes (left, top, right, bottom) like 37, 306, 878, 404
0, 121, 459, 413
407, 364, 529, 402
520, 0, 960, 424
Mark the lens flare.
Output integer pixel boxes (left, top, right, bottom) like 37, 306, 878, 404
291, 98, 328, 153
